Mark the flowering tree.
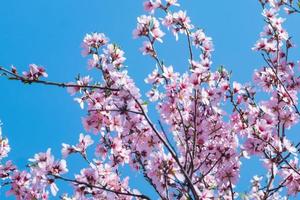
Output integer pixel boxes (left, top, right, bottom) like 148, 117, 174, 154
1, 0, 300, 199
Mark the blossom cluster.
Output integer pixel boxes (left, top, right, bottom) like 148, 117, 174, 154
19, 64, 47, 81
1, 0, 300, 199
0, 125, 68, 199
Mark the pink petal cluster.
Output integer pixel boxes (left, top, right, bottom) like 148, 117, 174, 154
22, 64, 48, 80
1, 0, 300, 199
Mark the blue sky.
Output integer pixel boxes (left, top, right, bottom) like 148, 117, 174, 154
1, 0, 300, 199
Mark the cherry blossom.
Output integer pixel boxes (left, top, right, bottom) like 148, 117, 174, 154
1, 0, 300, 199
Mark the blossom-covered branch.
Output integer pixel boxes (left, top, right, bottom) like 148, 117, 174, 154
1, 0, 300, 199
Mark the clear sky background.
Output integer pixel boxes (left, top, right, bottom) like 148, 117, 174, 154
1, 0, 300, 199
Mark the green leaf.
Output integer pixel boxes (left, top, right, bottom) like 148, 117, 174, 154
113, 43, 121, 50
217, 65, 224, 73
239, 193, 247, 200
141, 101, 149, 106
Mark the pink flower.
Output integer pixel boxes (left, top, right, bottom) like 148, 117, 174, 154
191, 29, 206, 48
95, 144, 107, 159
61, 143, 75, 158
0, 129, 10, 160
103, 44, 126, 68
147, 89, 160, 101
252, 38, 276, 52
75, 133, 94, 154
162, 65, 177, 80
66, 83, 79, 96
166, 0, 179, 6
67, 76, 92, 96
140, 41, 155, 56
143, 0, 161, 12
87, 54, 99, 69
145, 67, 163, 85
150, 28, 165, 43
133, 15, 164, 42
173, 10, 193, 30
233, 81, 242, 93
50, 183, 59, 196
3, 1, 300, 199
161, 13, 174, 28
133, 15, 152, 38
82, 33, 108, 49
22, 64, 48, 80
28, 148, 54, 170
50, 159, 68, 175
262, 8, 278, 19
